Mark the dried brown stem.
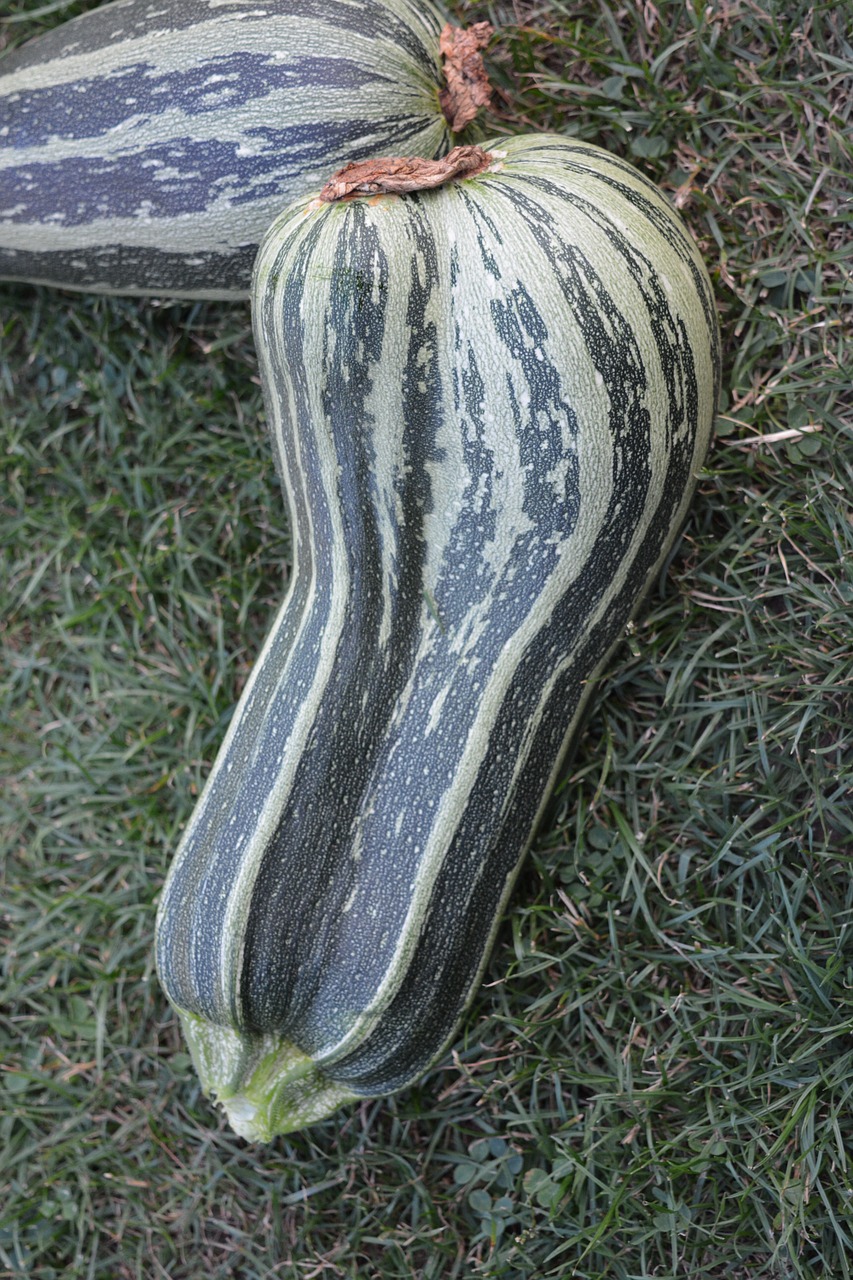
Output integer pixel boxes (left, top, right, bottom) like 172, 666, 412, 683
318, 146, 495, 203
438, 21, 494, 132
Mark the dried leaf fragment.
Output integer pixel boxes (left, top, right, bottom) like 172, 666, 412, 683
319, 146, 495, 203
439, 21, 494, 133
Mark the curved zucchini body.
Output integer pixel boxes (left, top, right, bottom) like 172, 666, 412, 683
0, 0, 450, 298
155, 134, 720, 1139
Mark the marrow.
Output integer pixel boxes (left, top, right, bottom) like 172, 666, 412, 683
155, 135, 720, 1138
0, 0, 466, 298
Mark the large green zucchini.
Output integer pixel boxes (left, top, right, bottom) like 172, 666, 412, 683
155, 134, 720, 1139
0, 0, 453, 298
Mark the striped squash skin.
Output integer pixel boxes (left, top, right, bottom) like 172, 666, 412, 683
155, 134, 720, 1139
0, 0, 449, 299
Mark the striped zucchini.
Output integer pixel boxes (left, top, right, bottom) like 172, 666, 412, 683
155, 134, 720, 1139
0, 0, 452, 299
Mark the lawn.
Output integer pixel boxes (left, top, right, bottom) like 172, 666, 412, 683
1, 0, 851, 1276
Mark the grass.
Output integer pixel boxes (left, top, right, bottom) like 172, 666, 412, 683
1, 0, 851, 1276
